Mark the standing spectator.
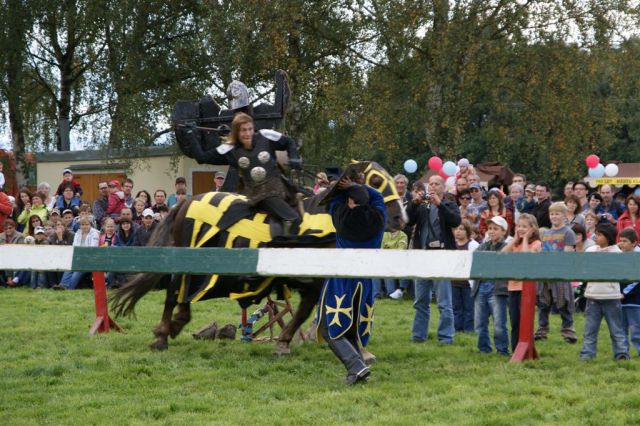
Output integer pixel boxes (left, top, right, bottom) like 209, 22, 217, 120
455, 177, 468, 197
37, 182, 56, 210
316, 179, 385, 385
106, 179, 126, 218
152, 189, 168, 213
521, 184, 536, 214
55, 183, 81, 216
61, 209, 75, 230
55, 168, 83, 198
133, 208, 157, 246
572, 181, 590, 213
71, 204, 97, 232
580, 223, 629, 360
172, 188, 188, 207
618, 227, 640, 356
564, 194, 585, 226
504, 183, 523, 220
99, 217, 119, 288
572, 224, 595, 252
531, 183, 552, 229
93, 182, 109, 228
18, 192, 49, 234
407, 176, 461, 344
47, 220, 75, 285
472, 216, 509, 355
512, 173, 527, 188
467, 183, 486, 226
135, 190, 152, 208
55, 217, 100, 290
563, 181, 574, 199
502, 213, 542, 352
0, 219, 26, 287
132, 198, 145, 225
616, 195, 640, 241
167, 177, 191, 207
0, 190, 12, 232
451, 219, 479, 333
479, 188, 513, 239
535, 202, 578, 343
30, 226, 51, 289
457, 189, 474, 224
586, 192, 603, 217
26, 215, 44, 237
116, 217, 136, 247
214, 172, 226, 192
122, 178, 135, 208
598, 184, 625, 225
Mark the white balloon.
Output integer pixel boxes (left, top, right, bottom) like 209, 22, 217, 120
446, 176, 456, 189
604, 163, 619, 177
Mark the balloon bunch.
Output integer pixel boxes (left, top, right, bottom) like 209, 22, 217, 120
585, 154, 618, 178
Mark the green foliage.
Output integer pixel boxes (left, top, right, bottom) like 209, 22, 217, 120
3, 1, 640, 188
1, 287, 640, 424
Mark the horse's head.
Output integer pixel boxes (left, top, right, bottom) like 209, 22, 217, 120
345, 161, 408, 231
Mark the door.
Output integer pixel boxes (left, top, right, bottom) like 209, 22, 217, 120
192, 171, 216, 196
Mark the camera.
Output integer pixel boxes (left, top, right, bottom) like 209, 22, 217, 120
422, 193, 431, 202
599, 213, 607, 220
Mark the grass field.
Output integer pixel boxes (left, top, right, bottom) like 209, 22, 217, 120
1, 287, 639, 425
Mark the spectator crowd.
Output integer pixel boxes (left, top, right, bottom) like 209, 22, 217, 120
1, 161, 640, 360
0, 168, 218, 290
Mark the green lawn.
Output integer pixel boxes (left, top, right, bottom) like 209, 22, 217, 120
1, 287, 638, 425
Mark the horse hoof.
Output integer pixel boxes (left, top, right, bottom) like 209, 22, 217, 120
150, 340, 168, 351
273, 341, 291, 356
362, 350, 377, 365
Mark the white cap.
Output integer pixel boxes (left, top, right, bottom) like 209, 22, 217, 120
489, 216, 509, 232
142, 208, 154, 218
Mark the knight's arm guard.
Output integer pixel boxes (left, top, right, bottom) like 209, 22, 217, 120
259, 129, 301, 169
178, 125, 229, 165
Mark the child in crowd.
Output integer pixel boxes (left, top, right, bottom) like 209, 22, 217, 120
30, 226, 50, 289
536, 202, 578, 343
580, 223, 629, 360
584, 210, 598, 241
472, 216, 509, 355
451, 219, 479, 332
502, 213, 542, 351
376, 227, 409, 300
72, 204, 96, 232
55, 217, 100, 290
618, 227, 640, 356
99, 217, 118, 247
55, 168, 83, 197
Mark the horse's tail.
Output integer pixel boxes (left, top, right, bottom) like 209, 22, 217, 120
110, 201, 186, 318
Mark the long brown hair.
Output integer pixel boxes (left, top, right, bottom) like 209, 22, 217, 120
226, 112, 254, 146
515, 213, 540, 245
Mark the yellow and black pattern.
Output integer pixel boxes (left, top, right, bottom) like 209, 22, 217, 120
177, 191, 335, 304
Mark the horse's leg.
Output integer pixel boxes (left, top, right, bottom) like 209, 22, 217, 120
170, 303, 191, 338
275, 282, 321, 356
150, 275, 175, 351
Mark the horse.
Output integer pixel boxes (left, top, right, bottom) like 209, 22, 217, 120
110, 161, 407, 355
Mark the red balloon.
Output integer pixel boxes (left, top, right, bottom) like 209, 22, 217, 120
438, 168, 448, 179
428, 156, 443, 170
585, 154, 599, 169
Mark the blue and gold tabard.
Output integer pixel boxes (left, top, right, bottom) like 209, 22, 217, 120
318, 277, 375, 347
316, 185, 386, 347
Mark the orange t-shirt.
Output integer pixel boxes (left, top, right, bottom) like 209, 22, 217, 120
507, 239, 542, 291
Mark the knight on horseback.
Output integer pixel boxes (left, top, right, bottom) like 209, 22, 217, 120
184, 113, 302, 237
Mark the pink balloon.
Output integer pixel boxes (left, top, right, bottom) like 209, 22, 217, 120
585, 154, 599, 169
438, 168, 448, 179
428, 156, 443, 170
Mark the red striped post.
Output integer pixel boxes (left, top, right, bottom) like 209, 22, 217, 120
88, 272, 124, 336
510, 280, 538, 362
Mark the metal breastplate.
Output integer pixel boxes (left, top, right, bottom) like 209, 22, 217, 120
234, 136, 279, 189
